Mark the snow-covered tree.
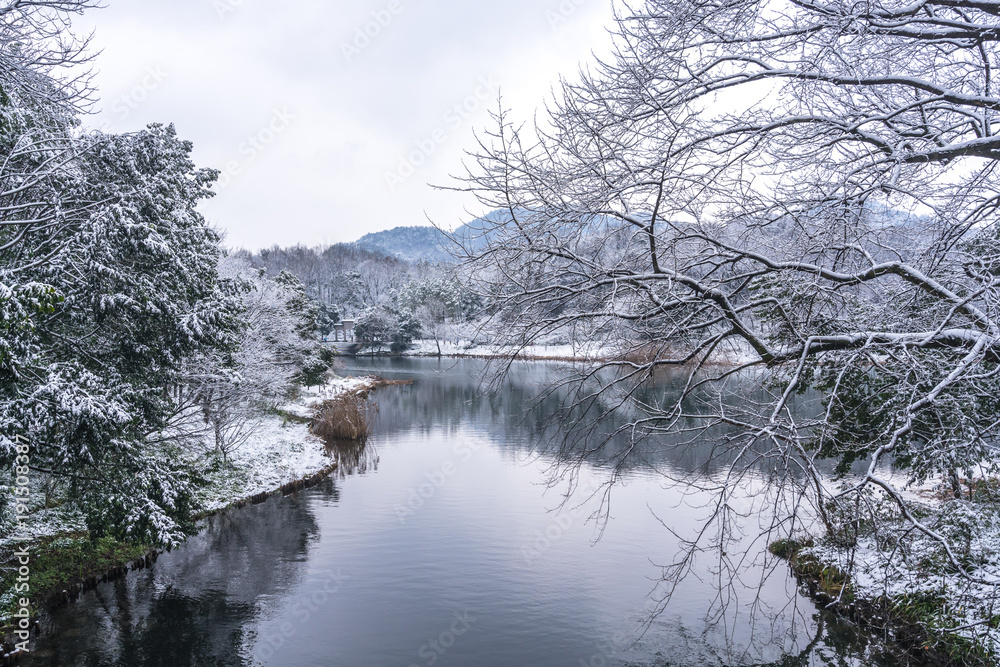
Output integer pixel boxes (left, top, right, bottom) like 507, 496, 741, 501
170, 257, 331, 460
398, 275, 478, 320
354, 306, 421, 354
0, 1, 334, 546
0, 0, 102, 410
458, 0, 1000, 628
315, 302, 340, 339
0, 122, 225, 545
398, 275, 474, 354
242, 243, 410, 316
0, 2, 231, 545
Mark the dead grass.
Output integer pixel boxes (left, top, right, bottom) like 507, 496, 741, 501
310, 393, 377, 443
620, 342, 677, 364
370, 378, 414, 389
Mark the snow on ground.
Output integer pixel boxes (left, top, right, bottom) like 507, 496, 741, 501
198, 375, 379, 512
803, 498, 1000, 657
404, 338, 616, 360
195, 417, 325, 512
275, 376, 374, 419
0, 376, 379, 549
403, 334, 760, 364
704, 336, 760, 365
0, 506, 87, 551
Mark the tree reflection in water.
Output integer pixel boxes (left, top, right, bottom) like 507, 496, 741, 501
26, 485, 338, 667
625, 608, 901, 667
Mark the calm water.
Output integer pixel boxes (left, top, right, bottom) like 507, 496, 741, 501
26, 358, 896, 666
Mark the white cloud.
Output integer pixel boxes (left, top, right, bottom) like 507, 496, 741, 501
75, 0, 615, 249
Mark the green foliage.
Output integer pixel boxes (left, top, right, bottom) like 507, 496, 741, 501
274, 270, 319, 337
315, 302, 340, 338
0, 124, 227, 546
0, 283, 63, 382
808, 354, 1000, 485
0, 534, 150, 621
354, 306, 422, 354
789, 553, 853, 601
390, 312, 422, 353
884, 592, 995, 665
78, 450, 201, 546
297, 355, 331, 388
768, 538, 810, 560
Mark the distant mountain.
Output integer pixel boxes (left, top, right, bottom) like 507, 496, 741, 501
450, 209, 513, 248
353, 206, 932, 265
353, 212, 513, 263
354, 226, 453, 263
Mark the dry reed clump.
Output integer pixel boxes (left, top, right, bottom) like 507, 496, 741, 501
620, 342, 675, 364
370, 378, 414, 389
310, 393, 377, 443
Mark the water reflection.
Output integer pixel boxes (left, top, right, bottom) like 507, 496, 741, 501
25, 359, 899, 666
27, 484, 337, 667
325, 438, 380, 478
626, 608, 901, 667
361, 357, 822, 478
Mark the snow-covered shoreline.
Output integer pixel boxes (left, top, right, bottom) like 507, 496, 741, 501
778, 494, 1000, 664
400, 337, 758, 364
0, 376, 378, 552
196, 375, 378, 513
403, 339, 614, 361
0, 375, 381, 633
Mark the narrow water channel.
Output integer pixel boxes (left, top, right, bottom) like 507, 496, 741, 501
26, 358, 897, 666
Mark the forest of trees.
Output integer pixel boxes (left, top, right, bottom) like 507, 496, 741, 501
240, 243, 482, 353
0, 1, 331, 546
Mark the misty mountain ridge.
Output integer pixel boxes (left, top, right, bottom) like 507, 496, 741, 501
352, 204, 933, 265
352, 209, 512, 263
354, 226, 452, 263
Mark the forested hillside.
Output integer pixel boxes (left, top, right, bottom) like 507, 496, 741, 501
239, 240, 482, 354
0, 1, 332, 547
354, 226, 452, 263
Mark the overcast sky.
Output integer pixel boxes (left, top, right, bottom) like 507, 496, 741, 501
74, 1, 614, 250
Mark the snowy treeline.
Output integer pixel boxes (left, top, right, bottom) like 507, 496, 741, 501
239, 244, 482, 353
0, 1, 330, 546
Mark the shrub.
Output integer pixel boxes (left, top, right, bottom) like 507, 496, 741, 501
310, 394, 376, 443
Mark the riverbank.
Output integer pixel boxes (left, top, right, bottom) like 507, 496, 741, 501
402, 338, 614, 361
400, 337, 757, 365
0, 374, 381, 656
773, 490, 1000, 666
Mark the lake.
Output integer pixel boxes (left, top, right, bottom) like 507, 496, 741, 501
25, 358, 897, 666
